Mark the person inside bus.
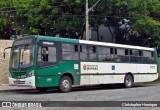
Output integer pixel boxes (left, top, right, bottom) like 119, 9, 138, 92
42, 47, 48, 62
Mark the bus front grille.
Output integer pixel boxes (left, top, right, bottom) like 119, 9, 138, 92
13, 72, 26, 76
13, 81, 25, 84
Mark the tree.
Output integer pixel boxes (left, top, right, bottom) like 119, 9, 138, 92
127, 0, 160, 46
0, 0, 85, 39
95, 0, 160, 46
0, 0, 16, 39
0, 0, 159, 48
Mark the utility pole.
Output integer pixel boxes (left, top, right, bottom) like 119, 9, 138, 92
85, 0, 101, 40
85, 0, 89, 40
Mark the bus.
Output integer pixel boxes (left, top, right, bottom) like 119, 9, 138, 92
4, 35, 159, 92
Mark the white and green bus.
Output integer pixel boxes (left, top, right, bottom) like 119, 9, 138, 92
4, 35, 158, 92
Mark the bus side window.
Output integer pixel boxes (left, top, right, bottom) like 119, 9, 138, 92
116, 48, 128, 62
88, 45, 97, 61
151, 52, 155, 63
97, 46, 113, 62
62, 43, 79, 61
80, 45, 88, 61
143, 51, 155, 64
38, 46, 56, 63
130, 50, 138, 63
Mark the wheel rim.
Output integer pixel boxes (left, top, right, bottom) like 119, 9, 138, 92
126, 78, 132, 86
61, 80, 70, 90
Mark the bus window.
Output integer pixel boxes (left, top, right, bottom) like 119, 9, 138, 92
48, 47, 57, 62
115, 48, 129, 62
143, 51, 155, 64
151, 52, 155, 63
132, 50, 139, 56
80, 45, 88, 61
130, 49, 142, 63
37, 46, 57, 67
62, 43, 79, 60
97, 46, 114, 62
88, 46, 97, 61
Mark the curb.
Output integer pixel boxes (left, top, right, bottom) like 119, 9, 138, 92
0, 85, 36, 93
0, 88, 36, 93
0, 84, 9, 86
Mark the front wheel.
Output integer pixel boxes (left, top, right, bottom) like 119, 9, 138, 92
124, 75, 133, 88
59, 76, 72, 93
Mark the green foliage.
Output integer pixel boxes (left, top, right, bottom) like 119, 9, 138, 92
127, 0, 160, 45
0, 0, 159, 46
133, 17, 160, 37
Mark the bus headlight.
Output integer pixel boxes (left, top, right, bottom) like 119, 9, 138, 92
28, 70, 34, 77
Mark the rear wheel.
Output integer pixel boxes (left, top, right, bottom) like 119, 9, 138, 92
124, 75, 133, 88
59, 76, 72, 93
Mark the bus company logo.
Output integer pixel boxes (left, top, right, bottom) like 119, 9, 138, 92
83, 64, 98, 70
83, 64, 87, 70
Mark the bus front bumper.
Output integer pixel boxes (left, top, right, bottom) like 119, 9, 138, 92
9, 76, 35, 87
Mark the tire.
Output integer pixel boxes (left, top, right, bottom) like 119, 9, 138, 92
59, 76, 72, 93
37, 87, 48, 93
124, 75, 133, 88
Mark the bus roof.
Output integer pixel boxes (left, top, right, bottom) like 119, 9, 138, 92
20, 35, 154, 51
79, 39, 154, 51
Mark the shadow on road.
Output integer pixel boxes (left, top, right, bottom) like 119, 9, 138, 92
13, 83, 157, 94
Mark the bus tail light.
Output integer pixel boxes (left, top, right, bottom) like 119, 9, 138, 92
28, 70, 34, 77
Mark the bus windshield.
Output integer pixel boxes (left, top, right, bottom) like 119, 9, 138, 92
10, 45, 35, 69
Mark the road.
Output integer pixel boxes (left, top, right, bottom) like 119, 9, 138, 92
0, 83, 160, 110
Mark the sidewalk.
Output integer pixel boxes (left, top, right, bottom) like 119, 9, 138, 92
0, 84, 35, 92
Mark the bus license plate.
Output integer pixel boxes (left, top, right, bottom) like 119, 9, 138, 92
16, 79, 20, 83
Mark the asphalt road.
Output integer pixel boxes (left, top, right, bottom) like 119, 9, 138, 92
0, 83, 160, 110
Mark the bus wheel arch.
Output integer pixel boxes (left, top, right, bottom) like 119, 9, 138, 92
59, 73, 73, 93
62, 73, 74, 85
124, 73, 134, 88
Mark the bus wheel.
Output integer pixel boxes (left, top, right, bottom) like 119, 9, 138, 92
37, 87, 48, 93
124, 75, 133, 88
59, 76, 72, 93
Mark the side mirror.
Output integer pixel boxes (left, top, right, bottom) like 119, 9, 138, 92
3, 52, 5, 59
3, 47, 12, 59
